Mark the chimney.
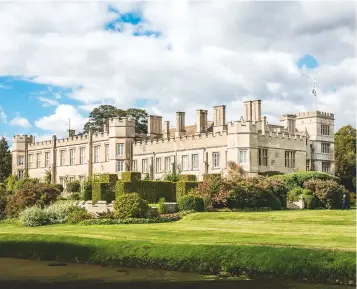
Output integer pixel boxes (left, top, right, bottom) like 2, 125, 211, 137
68, 129, 75, 137
163, 121, 170, 139
148, 115, 163, 137
243, 101, 252, 121
213, 105, 226, 133
280, 114, 296, 134
196, 109, 208, 134
251, 100, 261, 122
261, 116, 267, 135
103, 121, 109, 133
175, 112, 186, 137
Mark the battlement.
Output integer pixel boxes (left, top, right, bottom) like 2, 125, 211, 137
295, 111, 334, 120
259, 130, 306, 141
109, 117, 135, 127
12, 135, 34, 143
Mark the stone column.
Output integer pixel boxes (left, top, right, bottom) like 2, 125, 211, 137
88, 131, 93, 180
51, 135, 57, 184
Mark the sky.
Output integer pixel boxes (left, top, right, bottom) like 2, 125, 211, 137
0, 1, 356, 147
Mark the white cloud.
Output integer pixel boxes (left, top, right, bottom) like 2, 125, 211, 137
37, 96, 60, 107
0, 2, 355, 130
34, 104, 88, 137
0, 84, 10, 89
9, 116, 32, 128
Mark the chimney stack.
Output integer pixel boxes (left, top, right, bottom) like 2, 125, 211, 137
196, 109, 208, 134
243, 101, 252, 121
251, 100, 262, 122
68, 129, 76, 137
261, 116, 267, 135
213, 105, 226, 133
163, 121, 170, 139
148, 115, 163, 137
175, 112, 186, 137
280, 114, 296, 134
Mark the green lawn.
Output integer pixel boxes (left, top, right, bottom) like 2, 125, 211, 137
0, 210, 355, 251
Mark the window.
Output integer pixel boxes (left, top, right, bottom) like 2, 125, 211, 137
322, 161, 331, 173
142, 159, 148, 173
69, 176, 75, 182
44, 152, 50, 167
258, 148, 268, 166
94, 146, 100, 163
17, 170, 24, 180
182, 155, 189, 171
17, 156, 24, 166
60, 150, 65, 166
36, 153, 41, 168
165, 157, 171, 172
132, 160, 137, 171
321, 124, 330, 136
239, 150, 248, 164
192, 154, 199, 170
105, 144, 109, 161
306, 160, 310, 171
79, 148, 86, 164
213, 152, 220, 168
156, 158, 162, 172
321, 142, 330, 153
117, 143, 124, 156
79, 175, 85, 184
59, 177, 65, 187
285, 151, 296, 168
117, 160, 124, 172
29, 154, 33, 168
70, 149, 75, 165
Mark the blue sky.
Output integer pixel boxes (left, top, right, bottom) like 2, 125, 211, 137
0, 2, 355, 147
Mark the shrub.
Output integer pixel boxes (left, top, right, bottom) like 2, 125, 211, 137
5, 175, 19, 193
18, 206, 48, 227
287, 187, 304, 202
92, 183, 113, 204
179, 175, 197, 181
157, 197, 166, 214
301, 189, 316, 209
259, 177, 288, 208
258, 171, 283, 177
176, 181, 200, 199
203, 174, 222, 181
4, 183, 61, 218
96, 209, 115, 219
53, 184, 64, 193
82, 181, 92, 201
17, 177, 40, 190
113, 193, 149, 219
44, 201, 77, 224
68, 192, 81, 200
115, 181, 134, 197
67, 207, 93, 224
262, 193, 282, 210
121, 172, 141, 182
274, 171, 340, 190
226, 177, 262, 209
0, 195, 8, 220
304, 179, 345, 209
177, 194, 204, 212
0, 183, 6, 195
349, 192, 356, 206
193, 176, 224, 209
66, 181, 81, 193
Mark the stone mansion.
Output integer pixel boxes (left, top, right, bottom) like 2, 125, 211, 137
12, 100, 335, 186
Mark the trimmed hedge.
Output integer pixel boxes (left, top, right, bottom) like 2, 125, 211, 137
82, 181, 92, 201
121, 171, 142, 182
179, 174, 197, 181
92, 183, 110, 204
177, 195, 204, 212
273, 171, 340, 190
176, 181, 200, 199
203, 174, 222, 181
92, 174, 118, 204
93, 174, 118, 184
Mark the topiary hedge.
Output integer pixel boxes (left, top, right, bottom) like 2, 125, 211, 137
113, 192, 149, 219
176, 181, 200, 199
177, 194, 204, 212
92, 174, 118, 204
179, 174, 197, 181
93, 174, 118, 184
203, 174, 222, 181
121, 171, 141, 182
82, 181, 92, 201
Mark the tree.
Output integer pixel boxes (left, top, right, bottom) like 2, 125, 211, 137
0, 137, 11, 183
83, 105, 148, 134
335, 125, 356, 192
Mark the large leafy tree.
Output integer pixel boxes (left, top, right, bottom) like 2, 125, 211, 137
334, 125, 356, 192
83, 105, 148, 134
0, 137, 12, 183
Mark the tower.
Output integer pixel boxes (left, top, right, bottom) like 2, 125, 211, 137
295, 111, 335, 174
11, 135, 34, 179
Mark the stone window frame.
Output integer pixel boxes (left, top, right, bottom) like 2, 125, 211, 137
284, 150, 296, 168
192, 154, 199, 171
322, 161, 330, 173
44, 151, 51, 168
142, 159, 148, 173
94, 145, 100, 163
321, 124, 330, 136
132, 160, 137, 172
60, 150, 66, 166
117, 160, 125, 172
239, 149, 248, 164
164, 156, 171, 172
117, 143, 124, 156
212, 152, 220, 169
105, 143, 110, 162
321, 142, 330, 154
258, 148, 268, 166
69, 148, 76, 166
17, 155, 24, 166
36, 152, 42, 168
79, 146, 86, 165
155, 157, 162, 173
28, 154, 33, 168
182, 155, 189, 171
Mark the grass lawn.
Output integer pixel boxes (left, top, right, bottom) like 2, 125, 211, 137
0, 210, 355, 284
0, 210, 355, 251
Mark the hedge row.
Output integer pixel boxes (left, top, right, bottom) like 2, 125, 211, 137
92, 174, 118, 204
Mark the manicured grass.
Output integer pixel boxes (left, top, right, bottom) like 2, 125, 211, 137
0, 210, 355, 284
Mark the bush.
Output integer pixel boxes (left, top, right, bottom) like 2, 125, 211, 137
304, 179, 345, 209
273, 171, 340, 190
203, 174, 222, 181
19, 206, 48, 227
177, 194, 204, 212
53, 184, 64, 193
193, 176, 224, 209
260, 177, 288, 208
301, 189, 316, 209
0, 195, 8, 220
263, 193, 282, 210
141, 181, 176, 203
82, 181, 92, 201
113, 193, 149, 219
4, 183, 61, 218
179, 175, 197, 181
68, 192, 81, 200
66, 181, 81, 193
45, 201, 77, 224
157, 197, 166, 214
5, 175, 19, 193
226, 177, 262, 209
176, 181, 200, 199
96, 209, 115, 219
121, 172, 141, 182
349, 192, 356, 206
17, 177, 40, 190
67, 207, 93, 224
0, 183, 6, 195
92, 183, 113, 204
287, 187, 304, 201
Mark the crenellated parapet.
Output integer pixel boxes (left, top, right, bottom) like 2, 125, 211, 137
296, 111, 334, 120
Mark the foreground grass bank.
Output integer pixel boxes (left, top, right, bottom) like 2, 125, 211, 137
0, 210, 355, 285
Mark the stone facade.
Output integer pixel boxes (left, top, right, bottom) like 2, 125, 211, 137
11, 99, 335, 186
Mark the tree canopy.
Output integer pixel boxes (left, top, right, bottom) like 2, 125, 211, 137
0, 137, 12, 183
334, 125, 356, 192
83, 105, 148, 134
